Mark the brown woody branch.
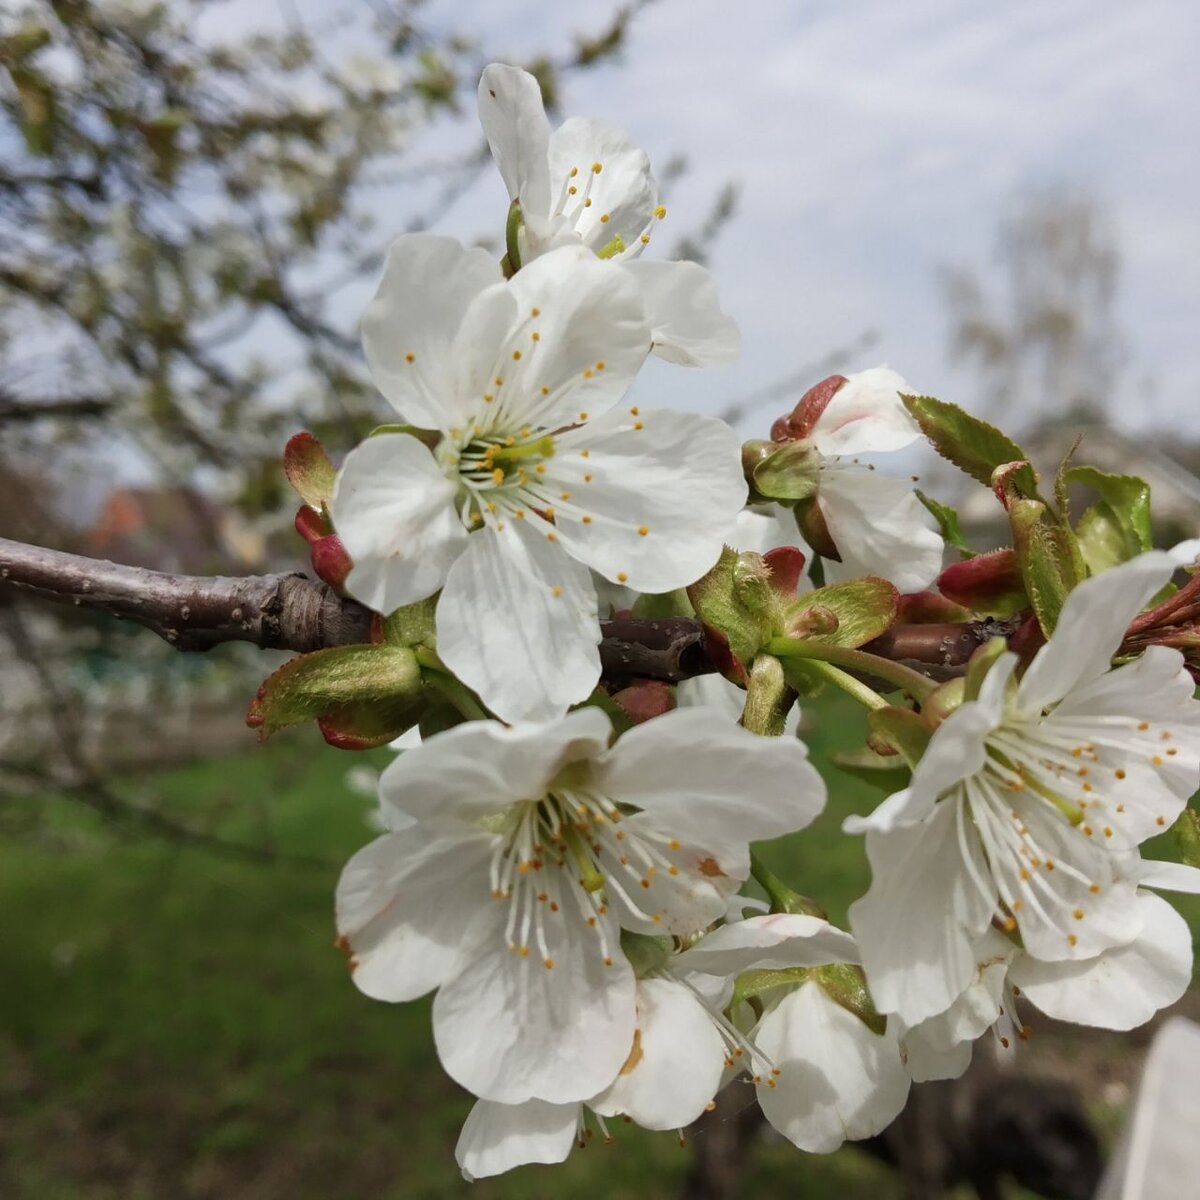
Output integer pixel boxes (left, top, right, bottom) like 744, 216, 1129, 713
0, 536, 996, 681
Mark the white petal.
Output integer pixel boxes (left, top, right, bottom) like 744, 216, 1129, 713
1138, 858, 1200, 893
674, 913, 860, 977
972, 783, 1141, 962
806, 367, 921, 456
590, 977, 726, 1129
844, 685, 1005, 835
849, 799, 996, 1026
619, 259, 740, 367
361, 235, 500, 428
546, 117, 656, 257
551, 407, 747, 592
376, 708, 613, 825
332, 433, 467, 614
436, 519, 601, 723
477, 64, 552, 216
432, 907, 636, 1104
755, 981, 910, 1153
817, 465, 944, 592
1169, 537, 1200, 567
1010, 892, 1192, 1030
335, 828, 498, 1002
455, 1098, 577, 1181
1016, 550, 1177, 713
900, 930, 1012, 1083
453, 245, 649, 432
596, 707, 826, 873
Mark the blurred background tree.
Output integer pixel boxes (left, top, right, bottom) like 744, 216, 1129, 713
938, 187, 1123, 432
0, 0, 652, 542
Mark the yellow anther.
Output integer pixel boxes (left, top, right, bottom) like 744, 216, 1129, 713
491, 468, 505, 486
541, 385, 550, 395
596, 361, 606, 370
599, 213, 610, 224
1073, 908, 1085, 920
591, 161, 603, 174
512, 350, 522, 361
640, 234, 650, 244
633, 421, 644, 430
638, 525, 649, 537
583, 369, 593, 379
582, 515, 592, 524
568, 185, 577, 195
483, 392, 494, 403
580, 449, 590, 458
405, 352, 415, 363
531, 307, 541, 317
569, 166, 579, 178
618, 571, 628, 583
560, 491, 571, 501
544, 958, 554, 969
654, 205, 667, 219
514, 509, 525, 519
547, 532, 558, 543
1067, 934, 1077, 946
583, 473, 593, 482
584, 197, 593, 208
630, 405, 639, 415
495, 377, 504, 387
531, 331, 540, 342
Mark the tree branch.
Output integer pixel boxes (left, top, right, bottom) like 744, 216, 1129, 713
0, 537, 997, 681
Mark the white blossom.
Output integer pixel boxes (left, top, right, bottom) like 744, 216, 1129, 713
336, 708, 824, 1107
332, 234, 746, 721
478, 63, 740, 367
848, 552, 1200, 1027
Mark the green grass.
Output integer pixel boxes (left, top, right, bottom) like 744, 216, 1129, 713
0, 694, 1194, 1198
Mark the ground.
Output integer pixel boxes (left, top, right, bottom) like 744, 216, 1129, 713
2, 695, 1196, 1199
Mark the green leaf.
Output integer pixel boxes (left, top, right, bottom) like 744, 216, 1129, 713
915, 489, 973, 557
788, 578, 899, 649
902, 394, 1035, 490
1067, 465, 1153, 555
246, 644, 422, 745
1076, 502, 1131, 575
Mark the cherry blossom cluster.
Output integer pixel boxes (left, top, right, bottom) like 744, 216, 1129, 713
254, 62, 1200, 1181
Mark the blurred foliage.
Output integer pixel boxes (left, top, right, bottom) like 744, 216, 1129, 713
0, 0, 649, 526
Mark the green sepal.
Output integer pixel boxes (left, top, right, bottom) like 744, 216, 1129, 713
632, 588, 695, 619
731, 966, 813, 1010
915, 489, 973, 558
814, 963, 886, 1036
786, 577, 899, 649
866, 705, 931, 770
381, 595, 438, 648
1171, 808, 1200, 870
576, 686, 634, 735
246, 644, 423, 746
751, 440, 821, 502
619, 931, 671, 977
830, 744, 911, 793
902, 394, 1035, 491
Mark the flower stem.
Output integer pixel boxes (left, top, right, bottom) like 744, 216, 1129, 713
749, 852, 826, 918
766, 636, 938, 701
790, 659, 889, 710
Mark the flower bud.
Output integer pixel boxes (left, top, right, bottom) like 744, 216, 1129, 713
774, 374, 848, 443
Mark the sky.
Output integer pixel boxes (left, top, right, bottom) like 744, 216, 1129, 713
322, 0, 1198, 439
